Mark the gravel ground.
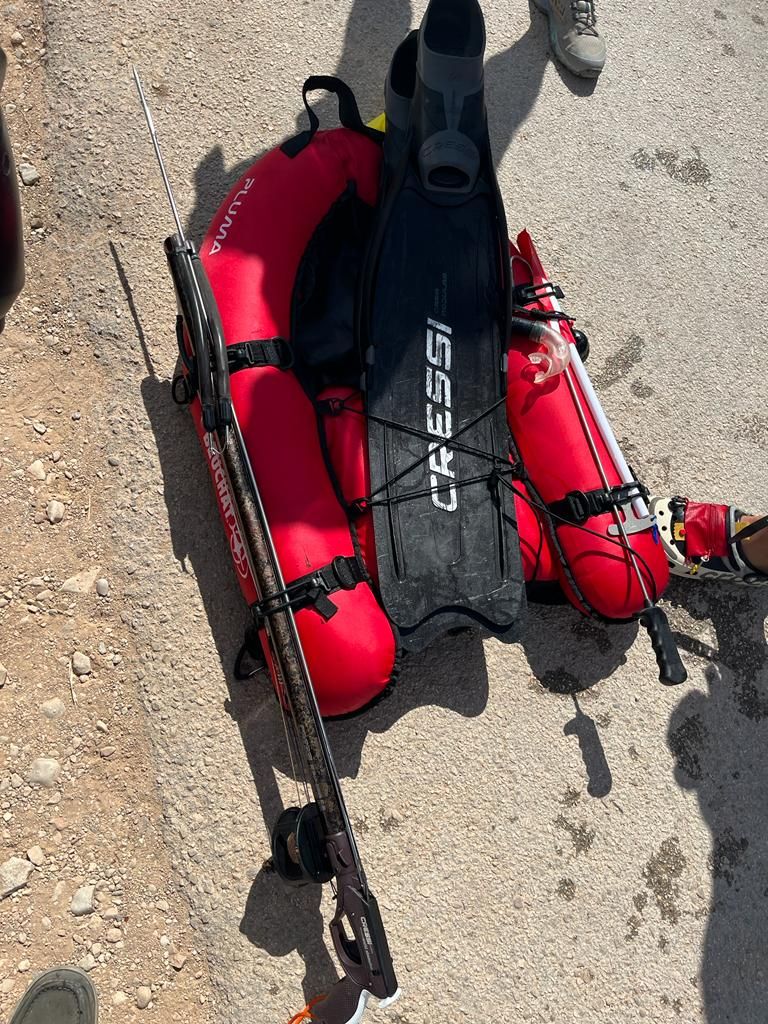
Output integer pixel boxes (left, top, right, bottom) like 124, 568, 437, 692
3, 0, 768, 1022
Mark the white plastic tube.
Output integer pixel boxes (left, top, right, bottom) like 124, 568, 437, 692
538, 281, 649, 520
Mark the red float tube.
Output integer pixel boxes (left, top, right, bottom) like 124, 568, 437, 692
505, 230, 670, 618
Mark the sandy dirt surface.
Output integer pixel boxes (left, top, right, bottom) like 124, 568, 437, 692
1, 0, 768, 1022
0, 4, 213, 1020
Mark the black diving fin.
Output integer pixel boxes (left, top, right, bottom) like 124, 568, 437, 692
359, 0, 524, 653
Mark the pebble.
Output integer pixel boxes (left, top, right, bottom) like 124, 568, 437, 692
1, 979, 14, 994
136, 987, 152, 1010
26, 757, 61, 788
10, 30, 24, 45
0, 663, 6, 687
95, 578, 110, 597
71, 651, 91, 676
60, 567, 101, 594
78, 952, 97, 972
17, 959, 31, 973
70, 884, 96, 917
112, 992, 129, 1006
105, 927, 122, 944
0, 857, 34, 900
46, 500, 65, 525
26, 846, 45, 867
170, 952, 187, 971
27, 459, 46, 480
96, 720, 108, 733
30, 215, 44, 230
99, 746, 116, 759
52, 450, 62, 463
32, 420, 47, 434
18, 163, 40, 186
40, 697, 65, 720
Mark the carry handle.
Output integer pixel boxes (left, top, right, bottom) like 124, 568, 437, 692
282, 75, 383, 158
640, 606, 687, 686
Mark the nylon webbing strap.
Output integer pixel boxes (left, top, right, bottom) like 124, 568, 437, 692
548, 481, 649, 526
252, 555, 367, 627
281, 76, 383, 159
227, 338, 293, 374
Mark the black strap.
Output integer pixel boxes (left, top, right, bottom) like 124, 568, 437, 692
281, 76, 383, 159
252, 555, 367, 627
732, 513, 768, 545
227, 338, 293, 374
234, 621, 267, 680
548, 481, 649, 526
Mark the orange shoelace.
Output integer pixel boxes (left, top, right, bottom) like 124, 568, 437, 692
287, 994, 327, 1023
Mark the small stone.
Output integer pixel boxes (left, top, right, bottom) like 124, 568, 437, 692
99, 746, 116, 759
96, 720, 108, 733
32, 420, 47, 435
105, 926, 122, 943
0, 857, 34, 899
70, 884, 96, 917
10, 30, 24, 45
18, 959, 31, 973
26, 757, 61, 788
71, 651, 91, 676
102, 907, 122, 921
95, 578, 109, 597
27, 459, 46, 480
30, 215, 44, 230
19, 163, 40, 186
41, 917, 52, 930
112, 992, 129, 1006
52, 450, 62, 463
40, 698, 65, 720
46, 500, 65, 525
107, 456, 120, 467
136, 986, 152, 1009
78, 952, 96, 972
52, 816, 68, 831
60, 567, 101, 594
0, 663, 6, 687
170, 951, 187, 971
26, 846, 45, 867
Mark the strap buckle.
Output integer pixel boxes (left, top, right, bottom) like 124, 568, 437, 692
512, 281, 565, 306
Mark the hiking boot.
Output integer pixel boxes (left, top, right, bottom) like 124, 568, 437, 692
651, 496, 768, 586
533, 0, 606, 78
9, 967, 98, 1024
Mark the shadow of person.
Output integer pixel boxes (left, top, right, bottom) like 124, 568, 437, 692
665, 580, 768, 1022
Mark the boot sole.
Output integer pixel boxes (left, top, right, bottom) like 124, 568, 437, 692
9, 967, 98, 1024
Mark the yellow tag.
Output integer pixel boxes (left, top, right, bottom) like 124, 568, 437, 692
368, 112, 387, 132
673, 522, 686, 543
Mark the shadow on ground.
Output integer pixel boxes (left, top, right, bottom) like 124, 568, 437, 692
185, 0, 594, 244
664, 579, 768, 1022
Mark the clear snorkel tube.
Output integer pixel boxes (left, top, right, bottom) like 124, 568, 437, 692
510, 316, 571, 383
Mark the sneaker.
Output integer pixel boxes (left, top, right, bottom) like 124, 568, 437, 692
9, 967, 98, 1024
532, 0, 606, 78
650, 496, 768, 586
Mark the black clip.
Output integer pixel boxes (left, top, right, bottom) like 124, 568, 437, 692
513, 281, 565, 307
